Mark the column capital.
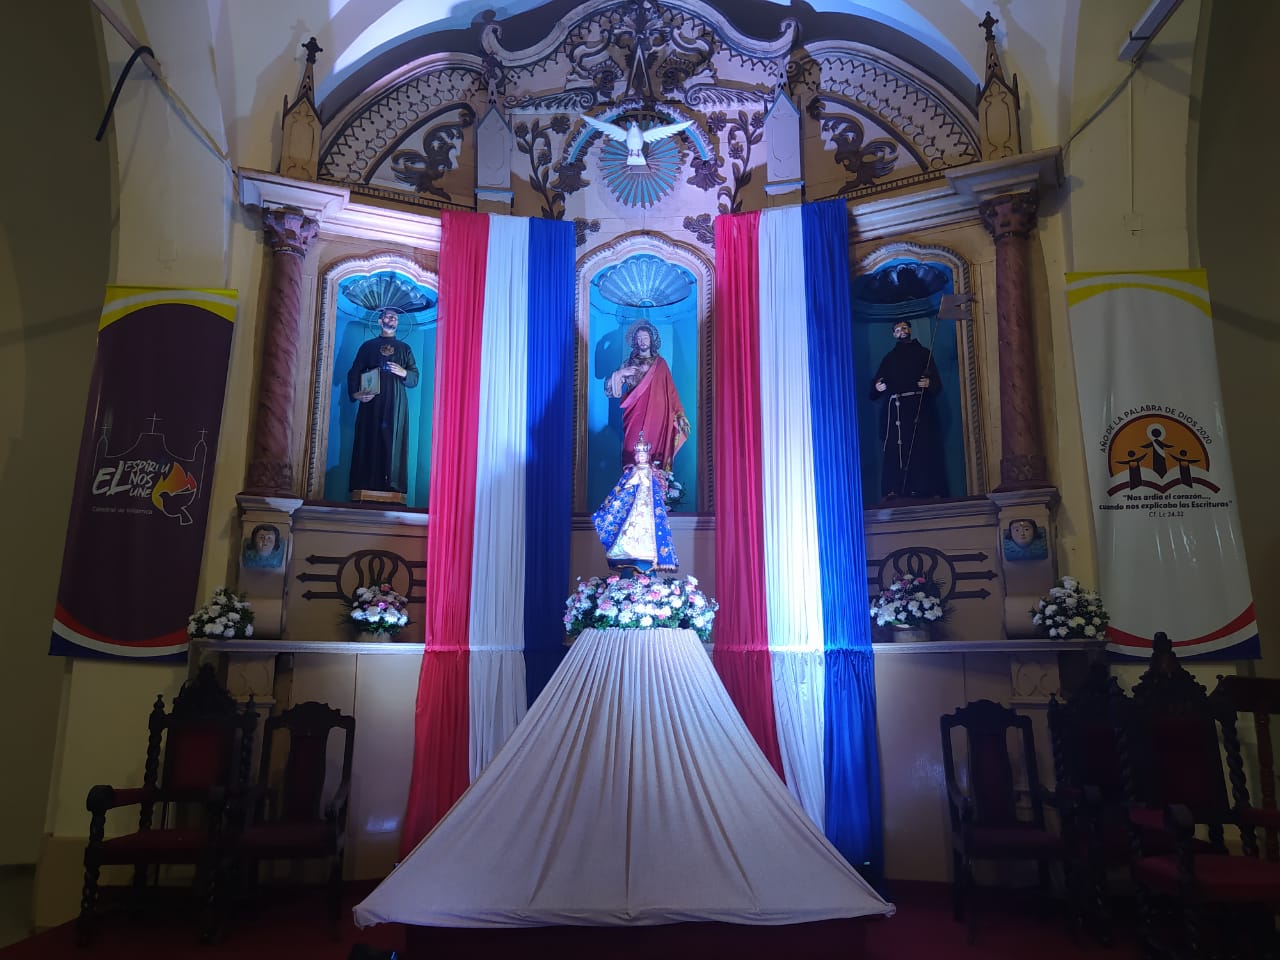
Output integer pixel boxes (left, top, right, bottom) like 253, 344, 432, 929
979, 190, 1039, 242
262, 207, 319, 257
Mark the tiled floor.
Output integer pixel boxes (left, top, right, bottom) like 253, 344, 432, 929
0, 867, 34, 949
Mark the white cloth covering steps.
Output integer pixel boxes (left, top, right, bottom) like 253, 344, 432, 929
355, 627, 895, 928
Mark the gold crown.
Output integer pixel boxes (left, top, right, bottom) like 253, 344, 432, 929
633, 432, 651, 458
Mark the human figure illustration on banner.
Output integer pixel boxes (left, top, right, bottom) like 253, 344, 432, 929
869, 317, 947, 500
591, 433, 679, 574
604, 319, 690, 476
347, 308, 420, 498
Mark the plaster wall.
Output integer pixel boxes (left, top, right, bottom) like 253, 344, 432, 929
1196, 0, 1280, 673
0, 6, 111, 867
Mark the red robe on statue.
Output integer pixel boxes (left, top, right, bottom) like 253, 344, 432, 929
619, 356, 689, 470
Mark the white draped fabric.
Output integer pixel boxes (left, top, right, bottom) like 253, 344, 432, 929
468, 215, 530, 778
757, 208, 827, 828
354, 628, 892, 928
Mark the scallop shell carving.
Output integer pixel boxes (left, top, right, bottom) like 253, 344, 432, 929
594, 255, 693, 307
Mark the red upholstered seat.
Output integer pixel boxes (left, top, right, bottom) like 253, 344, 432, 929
1134, 853, 1280, 902
98, 828, 221, 863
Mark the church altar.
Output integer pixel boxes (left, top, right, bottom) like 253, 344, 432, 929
214, 0, 1080, 904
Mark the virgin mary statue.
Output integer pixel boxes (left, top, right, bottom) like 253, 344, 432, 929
590, 434, 678, 573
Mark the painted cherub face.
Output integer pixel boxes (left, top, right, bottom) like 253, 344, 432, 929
254, 528, 277, 555
892, 321, 912, 340
1009, 520, 1037, 547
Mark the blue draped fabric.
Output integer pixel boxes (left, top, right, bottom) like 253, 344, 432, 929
523, 218, 575, 705
801, 199, 884, 884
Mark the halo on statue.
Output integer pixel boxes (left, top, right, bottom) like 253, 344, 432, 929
623, 317, 662, 354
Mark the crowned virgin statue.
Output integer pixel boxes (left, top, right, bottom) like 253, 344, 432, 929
591, 434, 679, 574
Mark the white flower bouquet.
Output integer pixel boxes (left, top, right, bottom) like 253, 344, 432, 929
1032, 576, 1109, 639
349, 583, 410, 637
188, 587, 255, 640
870, 573, 945, 628
564, 574, 718, 642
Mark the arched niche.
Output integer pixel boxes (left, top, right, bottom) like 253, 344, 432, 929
308, 254, 439, 505
575, 232, 713, 513
854, 241, 986, 500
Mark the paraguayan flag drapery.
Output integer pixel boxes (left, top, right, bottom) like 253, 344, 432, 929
400, 211, 576, 853
713, 199, 885, 882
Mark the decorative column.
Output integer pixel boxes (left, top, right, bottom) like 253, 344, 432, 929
245, 207, 318, 495
980, 190, 1048, 489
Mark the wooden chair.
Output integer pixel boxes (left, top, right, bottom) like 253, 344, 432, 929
1211, 674, 1280, 861
1048, 663, 1129, 942
1119, 634, 1280, 960
231, 701, 355, 937
940, 699, 1067, 943
78, 664, 257, 943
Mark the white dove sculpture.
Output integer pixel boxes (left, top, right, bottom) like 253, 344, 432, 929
582, 114, 694, 166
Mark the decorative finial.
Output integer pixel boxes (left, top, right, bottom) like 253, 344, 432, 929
279, 34, 323, 179
980, 11, 998, 43
980, 13, 1007, 87
975, 9, 1020, 159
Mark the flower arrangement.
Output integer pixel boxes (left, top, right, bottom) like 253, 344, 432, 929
349, 583, 410, 637
564, 574, 718, 642
188, 587, 255, 640
1032, 576, 1109, 639
870, 573, 945, 628
662, 470, 686, 508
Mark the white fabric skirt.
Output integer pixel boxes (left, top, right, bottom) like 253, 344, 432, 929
354, 627, 894, 928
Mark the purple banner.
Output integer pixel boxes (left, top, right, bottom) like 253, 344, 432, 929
50, 288, 237, 659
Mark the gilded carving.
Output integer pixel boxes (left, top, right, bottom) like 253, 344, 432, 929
806, 97, 899, 191
387, 106, 475, 200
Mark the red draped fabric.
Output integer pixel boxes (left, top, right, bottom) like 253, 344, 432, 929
620, 356, 687, 471
711, 210, 784, 778
400, 211, 489, 855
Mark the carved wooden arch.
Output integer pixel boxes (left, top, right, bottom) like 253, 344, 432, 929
314, 1, 983, 213
574, 231, 714, 512
306, 254, 439, 501
855, 241, 987, 495
319, 52, 488, 189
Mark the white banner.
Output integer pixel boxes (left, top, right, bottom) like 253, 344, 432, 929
1067, 270, 1256, 660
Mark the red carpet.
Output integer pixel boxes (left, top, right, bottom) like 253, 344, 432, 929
1, 881, 1139, 959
